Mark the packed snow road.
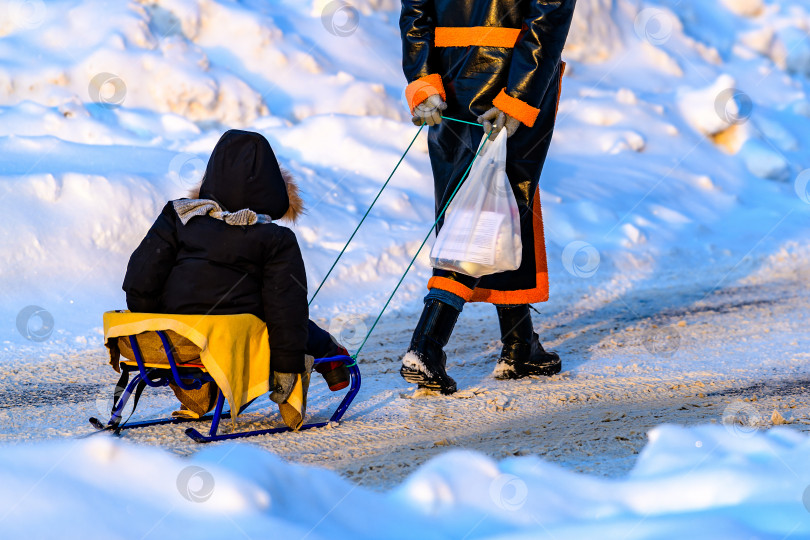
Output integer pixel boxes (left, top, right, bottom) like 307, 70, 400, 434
1, 257, 808, 489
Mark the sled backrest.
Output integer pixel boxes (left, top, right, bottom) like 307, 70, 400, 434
116, 330, 201, 365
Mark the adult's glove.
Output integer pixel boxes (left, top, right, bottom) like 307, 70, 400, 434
411, 94, 447, 127
478, 107, 521, 141
268, 371, 298, 405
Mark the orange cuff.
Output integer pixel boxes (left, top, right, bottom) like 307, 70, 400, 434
427, 277, 474, 302
405, 74, 446, 113
493, 88, 540, 128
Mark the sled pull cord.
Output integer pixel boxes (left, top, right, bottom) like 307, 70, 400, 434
308, 115, 483, 306
352, 123, 493, 359
308, 124, 426, 305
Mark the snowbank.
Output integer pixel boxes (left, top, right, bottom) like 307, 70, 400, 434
1, 424, 809, 539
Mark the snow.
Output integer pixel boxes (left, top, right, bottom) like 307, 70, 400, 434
2, 0, 810, 537
490, 360, 511, 379
1, 424, 809, 538
3, 260, 810, 535
0, 0, 807, 358
402, 350, 428, 373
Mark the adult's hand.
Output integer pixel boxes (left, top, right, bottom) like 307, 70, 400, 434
478, 107, 521, 140
411, 94, 447, 127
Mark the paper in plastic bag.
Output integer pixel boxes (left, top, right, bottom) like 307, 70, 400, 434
430, 131, 522, 278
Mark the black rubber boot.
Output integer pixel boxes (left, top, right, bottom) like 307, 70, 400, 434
494, 305, 560, 379
400, 299, 460, 394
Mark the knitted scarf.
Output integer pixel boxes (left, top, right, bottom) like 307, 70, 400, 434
172, 199, 273, 226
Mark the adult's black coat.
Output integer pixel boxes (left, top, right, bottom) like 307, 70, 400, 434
402, 0, 576, 305
122, 130, 309, 373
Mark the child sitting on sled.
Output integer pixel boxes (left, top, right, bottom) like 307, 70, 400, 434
122, 129, 349, 412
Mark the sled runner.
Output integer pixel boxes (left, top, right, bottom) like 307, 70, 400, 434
91, 311, 361, 443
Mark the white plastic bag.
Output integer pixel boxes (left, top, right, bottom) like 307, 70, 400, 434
429, 131, 522, 278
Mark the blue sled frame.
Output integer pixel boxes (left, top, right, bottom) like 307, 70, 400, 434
89, 330, 361, 443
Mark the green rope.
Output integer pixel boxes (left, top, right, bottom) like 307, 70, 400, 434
308, 124, 425, 305
308, 115, 483, 305
443, 116, 483, 127
352, 124, 493, 359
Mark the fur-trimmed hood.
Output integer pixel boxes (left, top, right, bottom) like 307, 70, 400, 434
188, 166, 304, 224
188, 130, 304, 223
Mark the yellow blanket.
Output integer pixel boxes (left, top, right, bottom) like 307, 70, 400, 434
102, 311, 307, 429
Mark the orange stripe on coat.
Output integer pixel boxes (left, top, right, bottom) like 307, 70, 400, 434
405, 74, 446, 113
469, 189, 549, 304
434, 26, 521, 48
426, 277, 475, 302
427, 190, 549, 305
493, 89, 540, 128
